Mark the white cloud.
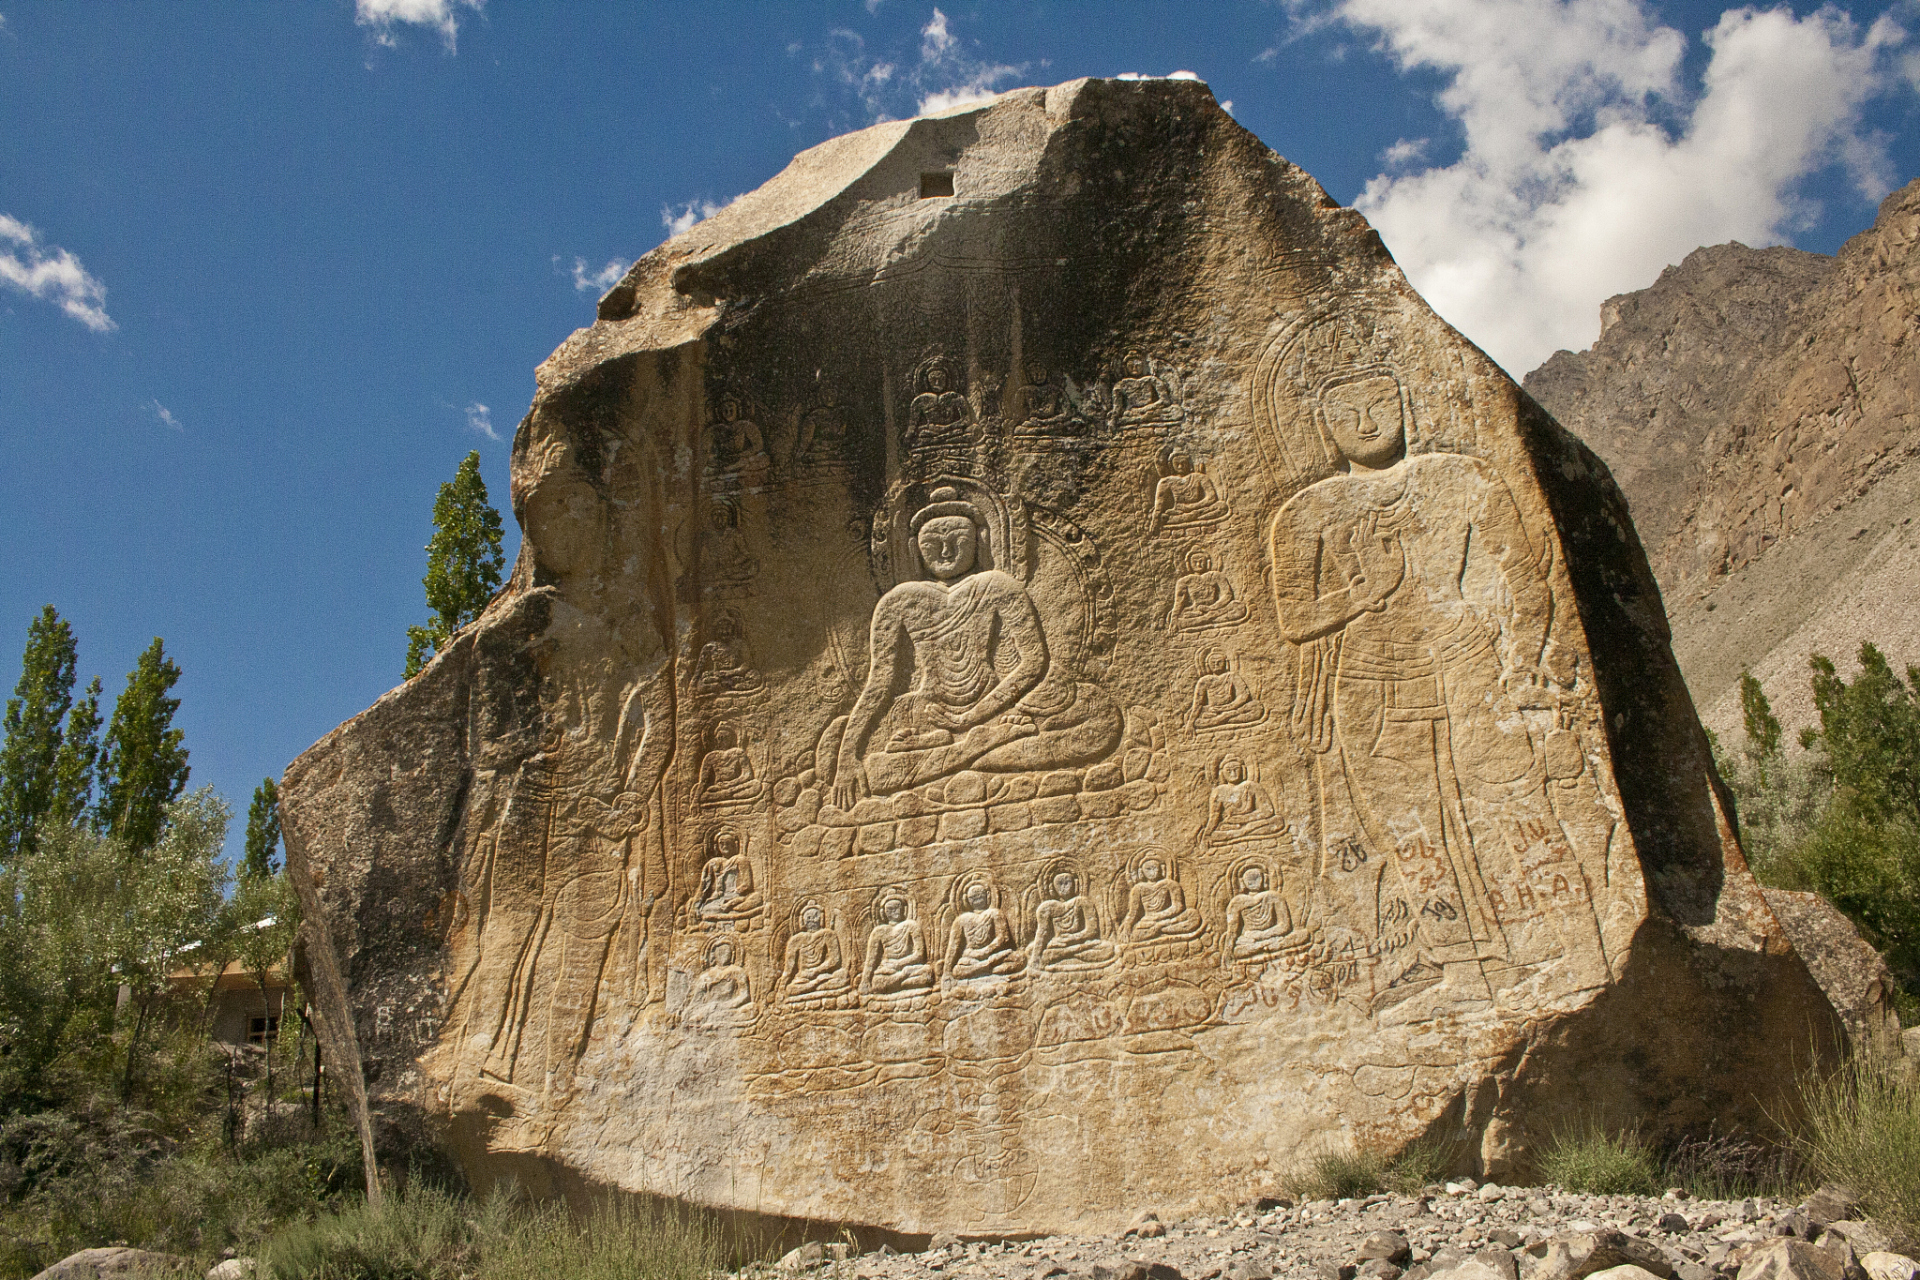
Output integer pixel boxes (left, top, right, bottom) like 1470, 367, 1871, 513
146, 400, 182, 432
356, 0, 482, 51
661, 196, 735, 238
569, 256, 630, 293
911, 8, 1022, 116
463, 402, 498, 441
0, 214, 114, 332
921, 8, 956, 60
804, 9, 1025, 121
1382, 137, 1429, 166
1309, 0, 1907, 375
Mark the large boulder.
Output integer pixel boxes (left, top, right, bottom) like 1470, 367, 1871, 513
281, 77, 1841, 1235
1762, 889, 1903, 1058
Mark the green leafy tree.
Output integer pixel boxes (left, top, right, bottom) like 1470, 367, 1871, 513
225, 864, 298, 1106
243, 776, 282, 880
1809, 644, 1920, 822
1720, 673, 1829, 881
49, 676, 103, 828
97, 639, 190, 853
1724, 644, 1920, 1013
1741, 671, 1784, 771
404, 450, 505, 678
0, 789, 228, 1110
0, 607, 80, 863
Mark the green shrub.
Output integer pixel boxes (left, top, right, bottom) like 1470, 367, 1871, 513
1538, 1118, 1659, 1195
0, 1102, 364, 1280
259, 1185, 730, 1280
1660, 1131, 1807, 1202
1288, 1134, 1457, 1201
1797, 1055, 1920, 1246
1290, 1148, 1388, 1200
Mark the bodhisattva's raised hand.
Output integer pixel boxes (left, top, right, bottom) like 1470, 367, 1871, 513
1350, 520, 1406, 612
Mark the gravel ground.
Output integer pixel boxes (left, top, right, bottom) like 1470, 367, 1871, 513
763, 1181, 1903, 1280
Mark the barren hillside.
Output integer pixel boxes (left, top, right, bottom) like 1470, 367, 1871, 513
1525, 179, 1920, 749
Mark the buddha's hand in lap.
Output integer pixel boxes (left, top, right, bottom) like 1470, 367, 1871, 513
956, 717, 1037, 754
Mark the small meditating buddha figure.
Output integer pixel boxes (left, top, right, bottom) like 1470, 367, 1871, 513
693, 610, 764, 697
1149, 450, 1231, 533
1184, 650, 1266, 733
905, 360, 975, 456
1110, 351, 1183, 429
780, 903, 850, 1002
708, 396, 770, 480
1224, 866, 1310, 962
687, 938, 753, 1025
694, 831, 763, 928
696, 722, 764, 807
696, 504, 759, 594
944, 881, 1025, 982
1027, 871, 1116, 972
1203, 755, 1288, 845
1121, 857, 1205, 945
1168, 550, 1251, 632
1011, 364, 1079, 436
862, 893, 935, 996
796, 389, 850, 468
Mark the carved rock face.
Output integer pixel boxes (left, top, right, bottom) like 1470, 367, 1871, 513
281, 78, 1841, 1236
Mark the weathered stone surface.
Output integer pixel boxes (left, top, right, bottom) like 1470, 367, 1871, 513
1861, 1254, 1920, 1280
29, 1249, 191, 1280
1535, 1232, 1675, 1280
1762, 891, 1902, 1057
281, 77, 1839, 1235
1739, 1240, 1850, 1280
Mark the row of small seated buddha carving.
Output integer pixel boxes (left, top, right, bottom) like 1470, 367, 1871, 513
687, 863, 1314, 1018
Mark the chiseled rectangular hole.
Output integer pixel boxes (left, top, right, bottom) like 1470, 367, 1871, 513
919, 171, 955, 198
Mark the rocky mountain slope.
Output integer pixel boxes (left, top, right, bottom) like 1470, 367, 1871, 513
1524, 179, 1920, 748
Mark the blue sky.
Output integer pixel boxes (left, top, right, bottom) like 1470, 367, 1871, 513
4, 1, 1917, 856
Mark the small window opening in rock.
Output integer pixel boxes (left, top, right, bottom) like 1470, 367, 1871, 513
920, 171, 955, 198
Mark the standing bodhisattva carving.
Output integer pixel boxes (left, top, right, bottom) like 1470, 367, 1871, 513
1268, 350, 1609, 985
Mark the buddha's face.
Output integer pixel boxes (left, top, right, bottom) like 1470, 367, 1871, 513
917, 515, 979, 582
966, 884, 991, 911
1141, 859, 1163, 883
1052, 873, 1076, 900
1126, 353, 1148, 375
1188, 551, 1211, 573
927, 367, 950, 393
1242, 867, 1265, 893
884, 898, 906, 923
802, 906, 823, 931
1167, 452, 1192, 476
1321, 374, 1406, 470
1027, 364, 1047, 386
721, 399, 739, 423
1204, 653, 1228, 676
714, 833, 739, 859
1222, 758, 1246, 784
715, 725, 737, 750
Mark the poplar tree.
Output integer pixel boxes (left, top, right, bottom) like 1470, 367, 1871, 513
405, 450, 506, 678
48, 676, 103, 826
97, 638, 190, 853
243, 776, 282, 880
0, 606, 80, 862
